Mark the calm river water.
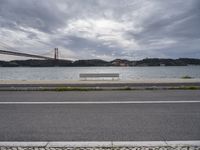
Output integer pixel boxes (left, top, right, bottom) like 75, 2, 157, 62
0, 66, 200, 80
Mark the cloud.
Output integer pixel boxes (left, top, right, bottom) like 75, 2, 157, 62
0, 0, 200, 60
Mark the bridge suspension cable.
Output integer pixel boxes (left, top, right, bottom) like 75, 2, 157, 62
0, 39, 61, 60
0, 41, 20, 52
0, 49, 54, 60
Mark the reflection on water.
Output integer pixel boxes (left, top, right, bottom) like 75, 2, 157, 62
0, 66, 200, 80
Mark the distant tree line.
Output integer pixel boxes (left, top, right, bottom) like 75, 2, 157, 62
0, 58, 200, 67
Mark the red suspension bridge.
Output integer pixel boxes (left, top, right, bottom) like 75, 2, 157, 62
0, 48, 60, 60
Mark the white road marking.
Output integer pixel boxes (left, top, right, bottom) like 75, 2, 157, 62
0, 101, 200, 104
0, 141, 200, 147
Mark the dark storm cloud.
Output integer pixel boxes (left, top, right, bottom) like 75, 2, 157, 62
132, 4, 200, 41
0, 0, 200, 60
0, 0, 67, 33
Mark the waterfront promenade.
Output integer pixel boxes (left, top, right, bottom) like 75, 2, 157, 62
0, 78, 200, 90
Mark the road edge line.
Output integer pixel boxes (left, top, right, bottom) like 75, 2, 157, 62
0, 101, 200, 105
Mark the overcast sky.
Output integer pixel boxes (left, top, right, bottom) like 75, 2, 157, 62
0, 0, 200, 60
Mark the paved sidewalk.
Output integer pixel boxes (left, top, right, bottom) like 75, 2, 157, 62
1, 78, 200, 85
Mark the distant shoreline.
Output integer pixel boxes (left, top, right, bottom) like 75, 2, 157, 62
0, 58, 200, 67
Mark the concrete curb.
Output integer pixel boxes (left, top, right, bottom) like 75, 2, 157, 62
0, 141, 200, 147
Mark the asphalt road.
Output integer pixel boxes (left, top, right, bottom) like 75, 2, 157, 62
0, 90, 200, 141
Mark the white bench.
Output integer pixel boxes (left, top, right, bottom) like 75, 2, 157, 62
79, 73, 120, 80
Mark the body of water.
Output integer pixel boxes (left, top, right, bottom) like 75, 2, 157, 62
0, 66, 200, 80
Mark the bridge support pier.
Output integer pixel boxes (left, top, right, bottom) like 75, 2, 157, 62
54, 48, 58, 60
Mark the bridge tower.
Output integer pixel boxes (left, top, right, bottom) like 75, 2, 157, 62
54, 48, 58, 60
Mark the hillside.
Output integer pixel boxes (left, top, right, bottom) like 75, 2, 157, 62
0, 58, 200, 67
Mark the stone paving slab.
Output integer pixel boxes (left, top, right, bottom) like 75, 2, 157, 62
1, 147, 200, 150
1, 142, 200, 150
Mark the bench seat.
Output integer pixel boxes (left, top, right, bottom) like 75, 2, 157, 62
79, 73, 119, 80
